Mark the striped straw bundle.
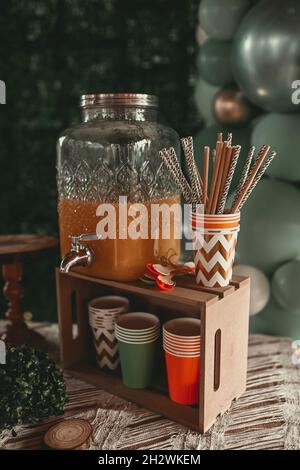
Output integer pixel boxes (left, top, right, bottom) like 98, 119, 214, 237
159, 133, 277, 287
159, 132, 277, 214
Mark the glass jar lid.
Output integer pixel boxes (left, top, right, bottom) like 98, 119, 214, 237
80, 93, 158, 109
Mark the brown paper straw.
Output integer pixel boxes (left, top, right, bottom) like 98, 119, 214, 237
210, 143, 228, 214
217, 132, 223, 142
203, 146, 210, 210
212, 148, 216, 163
181, 136, 202, 203
231, 144, 271, 212
207, 141, 223, 213
237, 150, 276, 211
217, 145, 233, 207
231, 145, 255, 208
217, 145, 241, 214
159, 150, 193, 203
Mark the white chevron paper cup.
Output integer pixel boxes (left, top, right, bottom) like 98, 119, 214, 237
88, 295, 130, 314
192, 212, 240, 288
90, 326, 120, 370
88, 295, 130, 370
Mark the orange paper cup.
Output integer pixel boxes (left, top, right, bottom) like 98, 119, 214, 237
165, 351, 200, 405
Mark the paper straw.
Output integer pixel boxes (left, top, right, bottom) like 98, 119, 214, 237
231, 144, 270, 213
181, 136, 203, 204
226, 132, 232, 146
237, 150, 276, 211
217, 132, 223, 142
217, 145, 233, 209
231, 145, 255, 208
167, 147, 198, 203
217, 145, 241, 214
159, 149, 193, 203
212, 148, 216, 164
210, 143, 228, 214
202, 146, 210, 210
207, 141, 223, 213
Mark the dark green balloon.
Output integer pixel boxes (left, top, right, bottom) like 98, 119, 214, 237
193, 124, 251, 189
232, 0, 300, 112
197, 40, 234, 86
252, 113, 300, 182
199, 0, 251, 40
272, 260, 300, 315
235, 179, 300, 274
250, 297, 300, 339
194, 78, 220, 126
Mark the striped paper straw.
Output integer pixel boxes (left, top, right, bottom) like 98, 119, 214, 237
237, 150, 276, 211
231, 145, 255, 208
181, 136, 203, 204
159, 149, 193, 203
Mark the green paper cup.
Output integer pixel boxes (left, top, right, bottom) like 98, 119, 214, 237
116, 312, 159, 331
117, 338, 158, 389
115, 323, 160, 340
115, 330, 160, 343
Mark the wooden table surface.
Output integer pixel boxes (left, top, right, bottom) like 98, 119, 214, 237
0, 322, 300, 450
0, 234, 58, 263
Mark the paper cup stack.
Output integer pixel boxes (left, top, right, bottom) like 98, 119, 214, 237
88, 295, 129, 370
115, 312, 160, 389
163, 318, 201, 405
192, 211, 240, 287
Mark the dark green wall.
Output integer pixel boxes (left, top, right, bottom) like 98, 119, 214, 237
0, 0, 199, 321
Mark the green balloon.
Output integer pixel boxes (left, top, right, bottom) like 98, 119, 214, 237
250, 297, 300, 340
232, 0, 300, 112
197, 40, 233, 86
194, 78, 220, 126
199, 0, 251, 40
272, 260, 300, 315
193, 124, 251, 189
252, 113, 300, 182
236, 179, 300, 274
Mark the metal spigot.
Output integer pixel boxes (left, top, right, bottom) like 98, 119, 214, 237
60, 232, 100, 273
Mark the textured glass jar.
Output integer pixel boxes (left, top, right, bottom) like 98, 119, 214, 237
57, 93, 181, 281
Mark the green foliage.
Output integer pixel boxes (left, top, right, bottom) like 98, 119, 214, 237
0, 345, 67, 430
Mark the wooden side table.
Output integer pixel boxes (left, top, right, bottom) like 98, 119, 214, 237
0, 234, 58, 348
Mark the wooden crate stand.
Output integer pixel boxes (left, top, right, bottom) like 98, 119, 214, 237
56, 269, 250, 433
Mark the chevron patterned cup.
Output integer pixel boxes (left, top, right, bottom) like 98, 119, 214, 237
88, 295, 130, 370
192, 212, 240, 288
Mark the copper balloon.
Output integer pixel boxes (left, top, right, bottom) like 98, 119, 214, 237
213, 89, 255, 125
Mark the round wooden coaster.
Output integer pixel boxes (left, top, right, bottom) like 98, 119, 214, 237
44, 419, 92, 450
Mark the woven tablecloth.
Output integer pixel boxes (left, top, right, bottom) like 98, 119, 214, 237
1, 322, 300, 450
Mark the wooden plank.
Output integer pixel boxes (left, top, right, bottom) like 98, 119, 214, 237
56, 271, 74, 367
68, 362, 200, 431
64, 270, 219, 306
230, 275, 250, 289
177, 275, 235, 298
200, 285, 235, 298
199, 280, 250, 432
56, 270, 101, 368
